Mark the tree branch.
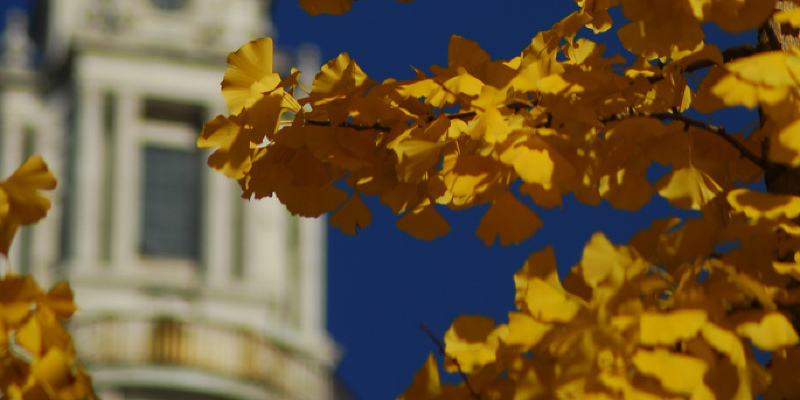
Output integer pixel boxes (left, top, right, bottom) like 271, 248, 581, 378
306, 119, 394, 132
419, 323, 482, 400
599, 111, 771, 170
648, 44, 758, 83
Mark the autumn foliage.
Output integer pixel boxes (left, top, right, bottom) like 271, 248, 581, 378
4, 0, 800, 399
197, 0, 800, 399
0, 156, 95, 400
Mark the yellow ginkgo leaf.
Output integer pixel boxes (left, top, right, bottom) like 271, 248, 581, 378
509, 56, 564, 93
656, 164, 722, 210
514, 246, 561, 300
0, 182, 7, 220
16, 315, 42, 358
296, 0, 352, 16
309, 53, 375, 105
442, 154, 503, 200
727, 188, 800, 220
399, 353, 441, 400
505, 312, 553, 350
711, 51, 797, 108
31, 348, 72, 389
617, 17, 703, 60
580, 233, 642, 289
499, 138, 555, 186
708, 0, 776, 33
0, 275, 41, 324
700, 322, 746, 368
244, 90, 299, 141
275, 183, 349, 218
712, 73, 787, 109
471, 107, 511, 144
0, 218, 20, 259
0, 155, 57, 225
773, 253, 800, 279
380, 182, 422, 214
40, 282, 77, 320
523, 278, 581, 323
282, 124, 374, 171
536, 74, 573, 94
221, 37, 282, 115
442, 68, 484, 100
668, 42, 724, 72
397, 78, 457, 108
444, 315, 502, 373
633, 348, 709, 396
447, 35, 491, 77
476, 191, 542, 246
736, 312, 799, 351
396, 201, 450, 241
329, 192, 372, 234
394, 139, 446, 183
774, 7, 800, 27
639, 309, 707, 346
197, 115, 253, 180
771, 118, 800, 166
0, 155, 57, 257
39, 319, 73, 355
599, 168, 655, 211
520, 182, 562, 208
692, 65, 726, 114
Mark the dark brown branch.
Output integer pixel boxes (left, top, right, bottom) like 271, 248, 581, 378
419, 323, 482, 400
599, 111, 771, 170
305, 103, 539, 133
304, 110, 478, 133
686, 45, 758, 74
647, 44, 758, 84
306, 119, 393, 132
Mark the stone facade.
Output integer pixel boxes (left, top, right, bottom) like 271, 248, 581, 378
0, 1, 337, 399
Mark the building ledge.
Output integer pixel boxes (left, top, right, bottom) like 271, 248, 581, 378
73, 317, 332, 400
91, 365, 283, 400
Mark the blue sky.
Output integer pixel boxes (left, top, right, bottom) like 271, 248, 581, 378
0, 1, 761, 399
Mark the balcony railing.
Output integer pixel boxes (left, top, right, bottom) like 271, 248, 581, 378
71, 317, 328, 399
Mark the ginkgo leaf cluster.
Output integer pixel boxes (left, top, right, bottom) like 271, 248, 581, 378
0, 276, 95, 400
200, 0, 782, 244
198, 0, 800, 398
0, 157, 96, 400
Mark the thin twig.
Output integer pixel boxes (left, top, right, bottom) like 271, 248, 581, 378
419, 323, 482, 400
306, 119, 393, 132
647, 44, 758, 83
304, 108, 481, 133
599, 111, 771, 170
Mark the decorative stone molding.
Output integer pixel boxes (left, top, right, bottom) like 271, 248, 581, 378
72, 316, 331, 400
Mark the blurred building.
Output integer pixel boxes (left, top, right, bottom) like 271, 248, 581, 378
0, 1, 341, 399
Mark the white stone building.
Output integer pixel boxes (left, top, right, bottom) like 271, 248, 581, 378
0, 1, 341, 399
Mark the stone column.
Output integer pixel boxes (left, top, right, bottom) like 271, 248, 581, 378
110, 89, 140, 269
243, 197, 287, 303
0, 92, 23, 175
204, 170, 233, 286
298, 217, 326, 335
205, 101, 236, 286
72, 86, 104, 271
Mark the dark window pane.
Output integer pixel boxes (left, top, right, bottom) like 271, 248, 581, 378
141, 146, 201, 259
